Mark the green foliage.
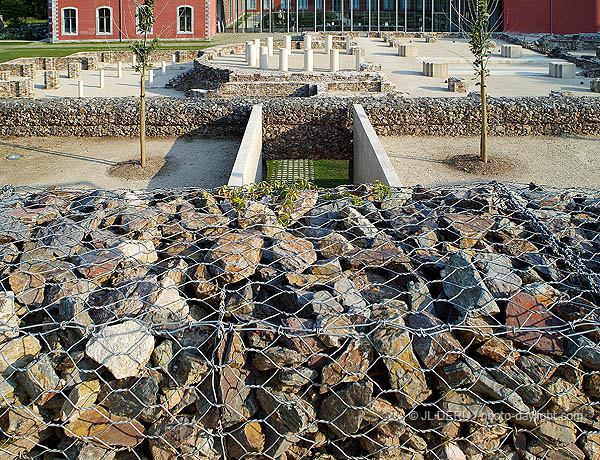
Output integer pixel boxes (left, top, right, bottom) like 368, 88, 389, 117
24, 0, 47, 19
219, 179, 317, 227
131, 0, 159, 73
0, 0, 29, 24
373, 180, 391, 201
468, 0, 493, 82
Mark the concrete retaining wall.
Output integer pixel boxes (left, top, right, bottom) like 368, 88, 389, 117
352, 104, 402, 187
228, 104, 264, 186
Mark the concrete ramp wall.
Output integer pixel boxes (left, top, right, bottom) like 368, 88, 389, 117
228, 104, 263, 186
352, 104, 402, 187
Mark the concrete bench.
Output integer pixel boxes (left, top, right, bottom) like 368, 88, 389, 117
501, 45, 522, 58
549, 62, 576, 79
423, 61, 448, 78
398, 44, 418, 57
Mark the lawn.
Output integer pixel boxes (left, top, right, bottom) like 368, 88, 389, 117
266, 159, 351, 188
0, 41, 213, 63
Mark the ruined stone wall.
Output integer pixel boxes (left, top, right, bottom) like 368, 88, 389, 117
1, 97, 600, 158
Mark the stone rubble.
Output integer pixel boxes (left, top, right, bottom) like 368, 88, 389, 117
0, 183, 597, 459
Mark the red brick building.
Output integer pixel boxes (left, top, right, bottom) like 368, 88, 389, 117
47, 0, 231, 41
503, 0, 600, 34
47, 0, 600, 39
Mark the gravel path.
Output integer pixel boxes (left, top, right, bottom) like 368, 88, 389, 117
382, 135, 600, 188
0, 137, 240, 190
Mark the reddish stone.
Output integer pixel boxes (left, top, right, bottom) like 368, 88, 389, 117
65, 407, 145, 447
75, 248, 124, 280
506, 292, 565, 355
441, 213, 495, 248
342, 248, 410, 271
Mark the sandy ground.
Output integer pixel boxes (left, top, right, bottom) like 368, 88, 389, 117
33, 62, 192, 99
382, 135, 600, 188
0, 137, 240, 190
358, 37, 600, 98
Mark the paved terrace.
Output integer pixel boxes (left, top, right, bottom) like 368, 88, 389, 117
358, 36, 600, 97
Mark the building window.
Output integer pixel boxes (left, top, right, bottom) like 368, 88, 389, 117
137, 5, 154, 34
177, 6, 193, 33
263, 0, 270, 9
281, 0, 287, 9
62, 7, 77, 35
298, 0, 308, 9
353, 0, 359, 9
316, 0, 323, 9
96, 7, 112, 34
383, 0, 392, 10
247, 0, 257, 9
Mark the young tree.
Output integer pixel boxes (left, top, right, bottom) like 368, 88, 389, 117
132, 0, 159, 168
468, 0, 493, 163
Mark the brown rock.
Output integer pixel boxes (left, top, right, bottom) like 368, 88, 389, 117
227, 421, 265, 458
8, 271, 45, 308
321, 338, 373, 388
148, 416, 216, 459
120, 207, 167, 232
205, 232, 263, 283
371, 313, 431, 409
61, 380, 100, 423
407, 312, 463, 369
16, 354, 60, 405
477, 337, 520, 365
319, 380, 373, 438
75, 248, 124, 280
0, 334, 41, 374
188, 263, 219, 300
65, 406, 145, 447
272, 232, 317, 273
506, 292, 565, 355
441, 213, 495, 248
581, 432, 600, 460
317, 231, 356, 258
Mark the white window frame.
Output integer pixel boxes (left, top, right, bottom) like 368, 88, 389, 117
298, 0, 308, 9
136, 5, 154, 34
177, 5, 194, 34
247, 0, 257, 9
61, 7, 78, 35
96, 6, 112, 35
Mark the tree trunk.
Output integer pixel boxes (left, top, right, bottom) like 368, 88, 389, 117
480, 68, 488, 163
140, 70, 146, 168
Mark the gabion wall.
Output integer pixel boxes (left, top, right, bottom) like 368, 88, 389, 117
0, 182, 599, 460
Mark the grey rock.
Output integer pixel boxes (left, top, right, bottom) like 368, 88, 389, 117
85, 320, 154, 380
319, 380, 373, 438
475, 252, 522, 298
256, 386, 315, 435
441, 252, 500, 318
16, 354, 60, 405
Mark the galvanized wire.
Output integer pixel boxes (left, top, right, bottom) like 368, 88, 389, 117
0, 182, 599, 460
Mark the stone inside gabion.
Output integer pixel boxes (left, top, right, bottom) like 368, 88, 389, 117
0, 183, 599, 460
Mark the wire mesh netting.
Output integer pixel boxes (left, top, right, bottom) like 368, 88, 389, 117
0, 181, 599, 460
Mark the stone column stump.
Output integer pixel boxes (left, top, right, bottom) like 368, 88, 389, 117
44, 70, 60, 89
68, 63, 82, 79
